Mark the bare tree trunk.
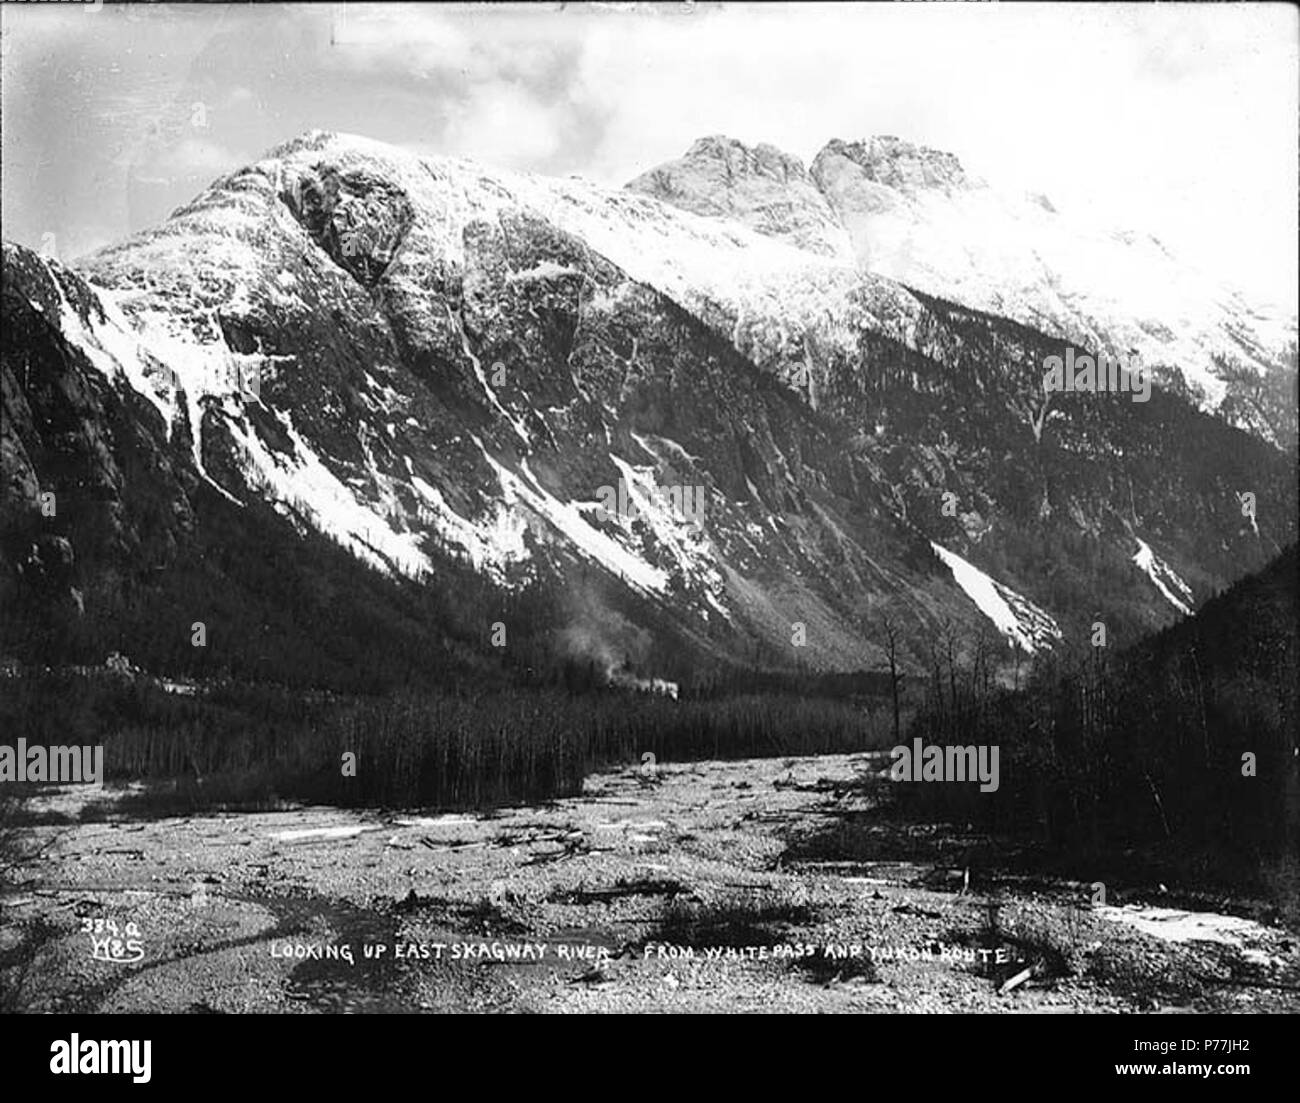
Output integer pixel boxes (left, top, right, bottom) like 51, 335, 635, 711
1189, 647, 1210, 766
943, 621, 959, 724
884, 616, 901, 743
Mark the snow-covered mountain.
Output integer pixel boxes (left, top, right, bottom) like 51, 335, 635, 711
3, 130, 1295, 684
635, 134, 1297, 444
626, 135, 856, 263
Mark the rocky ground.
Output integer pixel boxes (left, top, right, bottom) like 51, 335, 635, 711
3, 751, 1297, 1014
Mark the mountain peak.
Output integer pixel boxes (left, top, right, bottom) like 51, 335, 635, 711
264, 128, 345, 159
814, 136, 976, 193
680, 135, 811, 182
626, 136, 853, 260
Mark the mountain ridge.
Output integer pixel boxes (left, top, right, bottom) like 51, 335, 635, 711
3, 129, 1296, 690
630, 132, 1297, 445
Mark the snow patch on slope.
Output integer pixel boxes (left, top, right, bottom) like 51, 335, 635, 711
48, 283, 178, 433
1132, 537, 1193, 616
506, 260, 582, 284
607, 452, 729, 611
39, 263, 250, 505
476, 443, 669, 595
407, 469, 530, 580
227, 412, 432, 578
446, 305, 530, 446
930, 541, 1062, 654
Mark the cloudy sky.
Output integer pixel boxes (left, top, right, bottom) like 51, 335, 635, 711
2, 2, 1295, 306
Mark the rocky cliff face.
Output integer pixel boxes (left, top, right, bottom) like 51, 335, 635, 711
627, 135, 854, 262
817, 136, 973, 195
2, 130, 1295, 683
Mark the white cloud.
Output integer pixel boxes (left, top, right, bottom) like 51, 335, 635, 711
163, 137, 245, 179
441, 82, 564, 168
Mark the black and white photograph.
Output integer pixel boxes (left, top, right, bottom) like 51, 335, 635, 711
1, 0, 1297, 1048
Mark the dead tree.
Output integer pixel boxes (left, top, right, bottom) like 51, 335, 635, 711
882, 614, 902, 744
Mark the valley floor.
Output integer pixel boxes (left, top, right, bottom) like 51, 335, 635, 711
3, 753, 1297, 1014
